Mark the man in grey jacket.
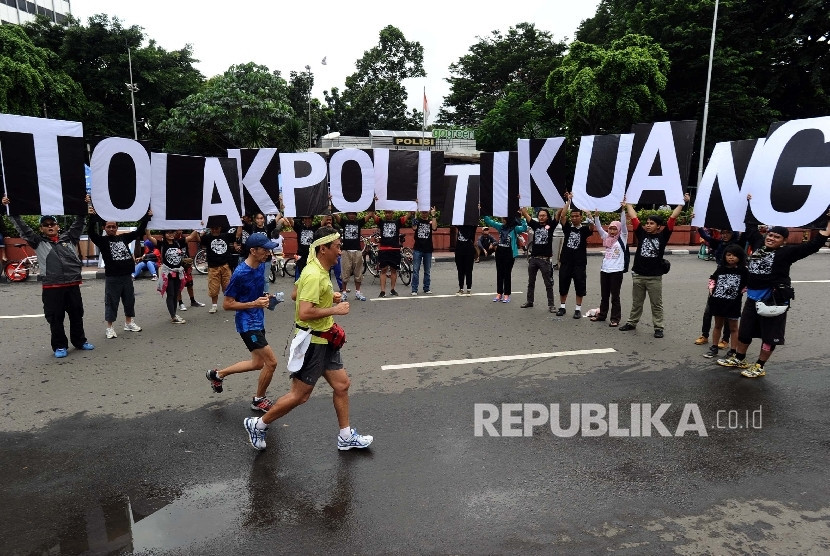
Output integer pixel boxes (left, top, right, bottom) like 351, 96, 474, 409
2, 196, 93, 358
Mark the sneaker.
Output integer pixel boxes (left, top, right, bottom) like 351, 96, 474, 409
549, 306, 556, 313
251, 397, 273, 412
206, 369, 223, 393
694, 335, 708, 345
54, 348, 68, 358
492, 294, 502, 302
502, 295, 510, 303
355, 292, 367, 301
411, 291, 418, 296
390, 289, 398, 296
465, 290, 472, 296
106, 327, 118, 339
179, 302, 187, 311
208, 304, 218, 313
717, 340, 729, 350
653, 329, 664, 338
124, 321, 142, 332
703, 345, 719, 358
456, 289, 464, 296
151, 274, 158, 280
80, 342, 95, 350
243, 417, 267, 450
573, 310, 582, 319
555, 308, 566, 317
423, 290, 433, 295
520, 302, 534, 308
740, 363, 766, 378
191, 300, 205, 307
618, 323, 636, 331
171, 315, 186, 324
379, 291, 386, 298
337, 428, 373, 451
725, 349, 737, 358
716, 355, 749, 369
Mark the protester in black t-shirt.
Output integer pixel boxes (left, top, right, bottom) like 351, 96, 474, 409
454, 224, 477, 294
188, 215, 237, 313
520, 206, 558, 312
334, 212, 368, 301
287, 216, 319, 281
556, 193, 594, 319
375, 209, 408, 297
475, 228, 496, 261
619, 192, 690, 338
411, 208, 437, 295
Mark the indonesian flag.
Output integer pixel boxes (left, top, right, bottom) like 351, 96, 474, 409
423, 89, 430, 125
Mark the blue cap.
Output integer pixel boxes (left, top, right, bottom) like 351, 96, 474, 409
245, 234, 278, 250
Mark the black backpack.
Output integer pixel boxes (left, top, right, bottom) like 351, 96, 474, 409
618, 237, 631, 273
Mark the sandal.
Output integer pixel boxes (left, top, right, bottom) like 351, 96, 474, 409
590, 316, 606, 322
609, 321, 619, 327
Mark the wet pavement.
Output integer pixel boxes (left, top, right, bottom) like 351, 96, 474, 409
1, 255, 829, 554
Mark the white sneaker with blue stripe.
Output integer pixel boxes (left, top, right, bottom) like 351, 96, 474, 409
244, 417, 267, 450
337, 428, 373, 451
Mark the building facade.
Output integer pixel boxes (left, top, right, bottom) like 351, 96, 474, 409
1, 0, 71, 25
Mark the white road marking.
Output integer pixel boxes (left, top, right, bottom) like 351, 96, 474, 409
0, 314, 45, 319
372, 291, 524, 301
791, 280, 830, 283
381, 348, 617, 370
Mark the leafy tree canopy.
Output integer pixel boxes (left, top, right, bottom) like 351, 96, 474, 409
546, 34, 670, 143
157, 62, 296, 155
438, 22, 567, 129
0, 24, 84, 120
23, 14, 204, 143
337, 26, 426, 135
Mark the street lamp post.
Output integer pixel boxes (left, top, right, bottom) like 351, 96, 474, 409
696, 0, 719, 187
305, 65, 312, 150
126, 46, 139, 140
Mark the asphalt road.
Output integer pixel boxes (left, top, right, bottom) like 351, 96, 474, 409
1, 254, 829, 555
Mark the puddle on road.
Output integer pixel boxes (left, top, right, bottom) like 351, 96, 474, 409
36, 481, 243, 554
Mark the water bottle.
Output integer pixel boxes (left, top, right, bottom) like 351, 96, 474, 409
267, 291, 284, 310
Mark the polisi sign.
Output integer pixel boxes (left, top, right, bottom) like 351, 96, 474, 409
394, 137, 436, 146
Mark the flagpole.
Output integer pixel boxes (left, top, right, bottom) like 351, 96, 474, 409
422, 86, 426, 135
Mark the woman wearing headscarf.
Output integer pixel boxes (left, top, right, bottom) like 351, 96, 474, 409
483, 213, 528, 303
591, 202, 628, 326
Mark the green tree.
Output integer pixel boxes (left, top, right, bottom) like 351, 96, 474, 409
337, 26, 426, 135
476, 92, 544, 151
438, 22, 567, 130
0, 25, 84, 120
157, 62, 295, 155
23, 14, 204, 142
575, 0, 784, 154
546, 34, 670, 144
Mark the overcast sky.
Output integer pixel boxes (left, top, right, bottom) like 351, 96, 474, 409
72, 0, 600, 125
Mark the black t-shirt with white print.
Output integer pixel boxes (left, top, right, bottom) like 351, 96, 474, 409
412, 218, 434, 253
631, 218, 673, 276
161, 239, 185, 268
341, 218, 366, 251
560, 221, 592, 266
526, 219, 557, 258
295, 220, 320, 259
201, 232, 236, 267
379, 218, 403, 248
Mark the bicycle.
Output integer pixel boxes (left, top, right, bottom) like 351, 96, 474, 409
4, 242, 39, 282
193, 247, 208, 274
268, 250, 297, 282
362, 233, 412, 285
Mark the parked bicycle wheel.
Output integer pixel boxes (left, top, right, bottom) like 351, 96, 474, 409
366, 249, 380, 277
4, 261, 29, 282
268, 261, 277, 283
285, 258, 296, 278
194, 248, 208, 274
398, 260, 412, 286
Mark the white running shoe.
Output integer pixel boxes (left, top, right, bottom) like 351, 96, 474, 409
337, 428, 373, 451
354, 292, 367, 301
244, 417, 267, 450
179, 302, 187, 311
171, 315, 186, 324
209, 304, 218, 313
123, 321, 142, 332
106, 327, 117, 339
